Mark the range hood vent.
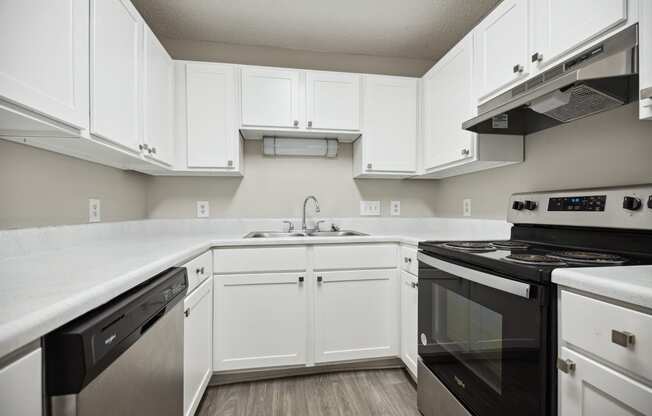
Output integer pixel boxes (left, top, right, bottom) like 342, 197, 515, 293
463, 25, 639, 135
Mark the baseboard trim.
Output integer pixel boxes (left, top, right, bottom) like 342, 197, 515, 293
210, 357, 405, 386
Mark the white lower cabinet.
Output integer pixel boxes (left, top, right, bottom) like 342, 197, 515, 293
400, 271, 418, 379
213, 272, 307, 371
183, 278, 213, 416
0, 347, 42, 416
314, 269, 399, 363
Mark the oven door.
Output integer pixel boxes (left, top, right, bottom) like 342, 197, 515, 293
418, 252, 549, 416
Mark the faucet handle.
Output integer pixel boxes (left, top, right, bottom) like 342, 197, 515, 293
282, 220, 295, 232
331, 223, 341, 232
314, 220, 326, 232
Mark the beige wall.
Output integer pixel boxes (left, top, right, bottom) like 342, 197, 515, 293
147, 141, 439, 219
432, 103, 652, 219
161, 38, 434, 77
0, 140, 149, 229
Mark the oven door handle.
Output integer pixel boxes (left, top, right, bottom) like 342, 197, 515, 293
418, 253, 532, 299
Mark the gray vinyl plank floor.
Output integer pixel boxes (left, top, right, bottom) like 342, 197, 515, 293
197, 369, 420, 416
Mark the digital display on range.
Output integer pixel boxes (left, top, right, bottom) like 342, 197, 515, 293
548, 195, 606, 212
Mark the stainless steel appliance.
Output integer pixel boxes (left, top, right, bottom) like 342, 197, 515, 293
463, 24, 639, 135
417, 185, 652, 416
45, 267, 187, 416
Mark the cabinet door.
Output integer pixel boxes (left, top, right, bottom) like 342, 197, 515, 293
241, 66, 300, 128
184, 278, 212, 416
0, 347, 42, 416
143, 26, 174, 166
0, 0, 89, 130
362, 75, 417, 173
401, 271, 418, 379
306, 71, 360, 131
474, 0, 529, 100
90, 0, 143, 152
640, 0, 652, 120
213, 273, 307, 371
531, 0, 628, 71
423, 34, 475, 171
558, 347, 652, 416
315, 269, 398, 363
186, 63, 237, 169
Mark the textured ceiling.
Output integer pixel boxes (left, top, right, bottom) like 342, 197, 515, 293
131, 0, 500, 61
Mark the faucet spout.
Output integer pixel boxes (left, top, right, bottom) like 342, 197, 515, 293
302, 196, 321, 232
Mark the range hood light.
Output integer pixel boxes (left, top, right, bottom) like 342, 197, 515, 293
529, 90, 571, 114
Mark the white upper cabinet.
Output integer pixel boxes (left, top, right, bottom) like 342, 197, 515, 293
184, 62, 240, 171
640, 0, 652, 120
305, 71, 360, 131
474, 0, 530, 101
143, 26, 174, 166
0, 0, 89, 130
354, 75, 418, 177
241, 66, 300, 128
530, 0, 628, 71
90, 0, 143, 153
423, 34, 475, 171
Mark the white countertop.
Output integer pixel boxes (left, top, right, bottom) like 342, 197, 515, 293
0, 217, 510, 358
552, 266, 652, 310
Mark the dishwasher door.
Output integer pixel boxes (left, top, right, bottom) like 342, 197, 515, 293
51, 302, 183, 416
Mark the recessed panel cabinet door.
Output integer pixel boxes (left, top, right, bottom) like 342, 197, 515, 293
185, 63, 237, 169
423, 34, 475, 171
400, 271, 418, 379
362, 75, 417, 173
0, 0, 89, 129
213, 273, 307, 371
531, 0, 628, 71
639, 0, 652, 120
90, 0, 143, 152
0, 348, 42, 416
306, 71, 360, 131
241, 67, 300, 128
474, 0, 529, 100
144, 27, 174, 166
314, 269, 398, 363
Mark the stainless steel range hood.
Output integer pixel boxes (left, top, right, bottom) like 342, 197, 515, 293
463, 25, 639, 135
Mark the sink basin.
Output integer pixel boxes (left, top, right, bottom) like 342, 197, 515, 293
243, 230, 368, 238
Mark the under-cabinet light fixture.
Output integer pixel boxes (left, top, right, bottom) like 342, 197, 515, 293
262, 137, 338, 158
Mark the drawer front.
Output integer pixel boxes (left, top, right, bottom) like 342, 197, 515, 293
400, 245, 418, 275
313, 244, 398, 270
213, 246, 307, 274
182, 251, 212, 292
561, 290, 652, 381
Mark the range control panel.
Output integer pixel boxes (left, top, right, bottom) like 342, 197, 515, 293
507, 185, 652, 230
548, 195, 606, 212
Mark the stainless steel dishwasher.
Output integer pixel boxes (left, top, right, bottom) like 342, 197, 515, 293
44, 267, 187, 416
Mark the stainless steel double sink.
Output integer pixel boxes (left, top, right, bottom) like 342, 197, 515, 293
244, 230, 368, 238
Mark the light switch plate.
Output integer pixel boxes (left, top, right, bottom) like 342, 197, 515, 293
463, 198, 472, 217
197, 201, 210, 218
360, 200, 381, 216
390, 200, 401, 216
89, 198, 101, 223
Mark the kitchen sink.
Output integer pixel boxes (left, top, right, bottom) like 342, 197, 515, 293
243, 230, 368, 238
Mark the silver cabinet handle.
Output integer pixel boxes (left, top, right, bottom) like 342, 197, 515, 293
151, 147, 157, 154
298, 276, 304, 283
317, 275, 323, 283
138, 144, 145, 151
195, 268, 201, 274
461, 148, 470, 156
411, 282, 418, 289
367, 163, 373, 169
557, 358, 576, 374
293, 120, 299, 127
513, 64, 524, 74
307, 121, 313, 128
531, 52, 543, 62
184, 308, 190, 318
200, 267, 205, 274
404, 257, 408, 263
227, 160, 233, 167
612, 330, 635, 348
407, 258, 412, 263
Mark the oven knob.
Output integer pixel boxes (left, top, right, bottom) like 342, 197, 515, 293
622, 196, 642, 211
512, 201, 524, 210
524, 200, 538, 210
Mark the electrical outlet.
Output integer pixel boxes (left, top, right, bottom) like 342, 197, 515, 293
196, 201, 210, 218
89, 198, 101, 223
390, 200, 401, 216
463, 198, 472, 217
360, 200, 381, 216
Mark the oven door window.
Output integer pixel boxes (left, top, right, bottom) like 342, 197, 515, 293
419, 258, 548, 416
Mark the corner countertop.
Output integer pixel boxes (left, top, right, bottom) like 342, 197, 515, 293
552, 266, 652, 310
0, 226, 505, 359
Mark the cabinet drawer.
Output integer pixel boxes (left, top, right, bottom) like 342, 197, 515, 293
313, 244, 398, 270
400, 245, 418, 275
182, 251, 212, 292
561, 290, 652, 381
213, 246, 307, 273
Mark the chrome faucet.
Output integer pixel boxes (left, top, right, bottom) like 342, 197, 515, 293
302, 196, 321, 232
